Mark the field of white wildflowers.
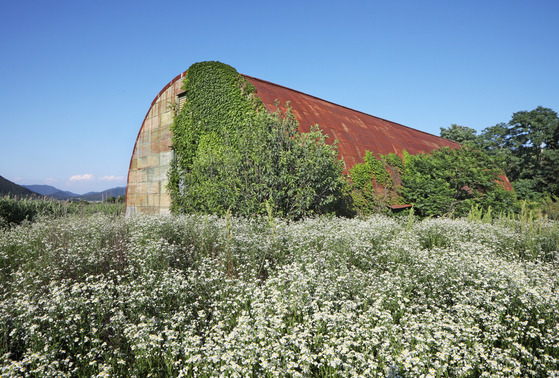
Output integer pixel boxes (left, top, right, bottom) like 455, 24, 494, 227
0, 212, 558, 377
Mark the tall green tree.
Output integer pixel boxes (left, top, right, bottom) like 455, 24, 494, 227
478, 122, 512, 172
440, 124, 478, 144
472, 106, 559, 199
504, 106, 559, 196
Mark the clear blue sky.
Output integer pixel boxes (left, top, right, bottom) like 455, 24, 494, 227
1, 0, 558, 193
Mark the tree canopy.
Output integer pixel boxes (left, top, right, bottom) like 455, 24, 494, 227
440, 124, 478, 144
440, 106, 559, 200
504, 106, 559, 196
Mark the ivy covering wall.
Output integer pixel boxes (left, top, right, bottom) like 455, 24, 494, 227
168, 62, 349, 219
350, 146, 516, 217
349, 151, 404, 214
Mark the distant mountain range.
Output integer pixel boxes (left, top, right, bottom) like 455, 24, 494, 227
73, 187, 127, 202
23, 184, 126, 202
0, 176, 126, 202
24, 185, 79, 199
0, 175, 40, 198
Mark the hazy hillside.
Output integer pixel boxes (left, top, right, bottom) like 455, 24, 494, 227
48, 190, 81, 201
23, 184, 126, 202
23, 184, 77, 197
0, 176, 39, 198
78, 187, 126, 202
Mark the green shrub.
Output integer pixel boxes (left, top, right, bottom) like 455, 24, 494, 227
349, 145, 516, 218
0, 196, 67, 226
401, 145, 516, 217
349, 151, 403, 215
168, 62, 349, 219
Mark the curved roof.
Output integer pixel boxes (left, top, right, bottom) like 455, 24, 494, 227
243, 75, 460, 170
130, 71, 459, 172
125, 70, 463, 215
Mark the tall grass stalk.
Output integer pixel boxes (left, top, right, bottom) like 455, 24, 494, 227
0, 196, 124, 228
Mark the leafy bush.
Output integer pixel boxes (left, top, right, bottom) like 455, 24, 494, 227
349, 146, 515, 217
349, 151, 403, 215
168, 62, 349, 219
401, 146, 516, 217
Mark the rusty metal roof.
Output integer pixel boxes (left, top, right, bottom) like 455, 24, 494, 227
243, 75, 460, 171
136, 70, 459, 173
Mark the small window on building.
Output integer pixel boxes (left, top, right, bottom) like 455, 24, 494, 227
177, 92, 187, 111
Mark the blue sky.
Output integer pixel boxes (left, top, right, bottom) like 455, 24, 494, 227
1, 0, 558, 193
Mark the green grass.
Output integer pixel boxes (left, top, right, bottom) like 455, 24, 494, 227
0, 196, 124, 228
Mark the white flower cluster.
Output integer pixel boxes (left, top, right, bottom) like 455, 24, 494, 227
0, 213, 557, 376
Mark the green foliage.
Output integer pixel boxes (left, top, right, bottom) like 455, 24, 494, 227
0, 196, 124, 228
474, 107, 559, 199
168, 61, 349, 219
169, 61, 261, 175
174, 109, 349, 219
505, 106, 559, 194
511, 179, 543, 201
493, 201, 559, 261
366, 152, 393, 187
466, 204, 494, 224
542, 195, 559, 220
401, 175, 456, 217
349, 151, 404, 215
385, 152, 404, 176
442, 107, 559, 201
349, 163, 377, 215
0, 197, 45, 226
400, 146, 515, 217
440, 123, 478, 144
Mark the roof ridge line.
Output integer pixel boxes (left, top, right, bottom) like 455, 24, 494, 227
242, 74, 458, 144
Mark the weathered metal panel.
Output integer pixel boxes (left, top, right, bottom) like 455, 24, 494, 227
244, 75, 460, 169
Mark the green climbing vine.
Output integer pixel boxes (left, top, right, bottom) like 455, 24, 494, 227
349, 151, 403, 215
167, 61, 350, 219
169, 61, 262, 172
350, 146, 516, 217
